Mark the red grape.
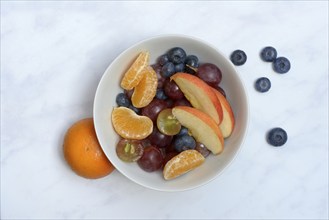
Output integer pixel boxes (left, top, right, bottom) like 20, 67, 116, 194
152, 64, 166, 89
172, 98, 192, 107
124, 89, 134, 100
148, 126, 173, 148
162, 151, 179, 168
159, 147, 166, 159
165, 99, 174, 108
196, 63, 222, 86
214, 85, 226, 98
141, 99, 167, 122
165, 143, 176, 153
141, 139, 152, 148
164, 79, 184, 100
195, 142, 210, 158
138, 146, 163, 172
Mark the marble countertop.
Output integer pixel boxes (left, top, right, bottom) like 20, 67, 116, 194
1, 1, 328, 219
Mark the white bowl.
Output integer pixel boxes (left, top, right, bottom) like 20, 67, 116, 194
93, 35, 249, 192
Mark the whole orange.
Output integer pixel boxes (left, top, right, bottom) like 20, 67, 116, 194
63, 118, 114, 179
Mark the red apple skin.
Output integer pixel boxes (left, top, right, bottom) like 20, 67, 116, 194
212, 88, 235, 138
172, 106, 224, 155
171, 73, 223, 125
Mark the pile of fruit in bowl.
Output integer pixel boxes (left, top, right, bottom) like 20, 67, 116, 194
92, 35, 249, 191
111, 47, 235, 180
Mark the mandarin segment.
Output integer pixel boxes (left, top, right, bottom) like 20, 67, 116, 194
163, 149, 205, 180
120, 51, 150, 90
111, 107, 153, 140
131, 66, 158, 108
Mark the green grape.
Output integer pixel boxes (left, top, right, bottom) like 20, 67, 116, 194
156, 108, 181, 135
116, 139, 144, 162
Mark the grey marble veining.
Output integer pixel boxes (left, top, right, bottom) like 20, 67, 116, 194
1, 1, 328, 219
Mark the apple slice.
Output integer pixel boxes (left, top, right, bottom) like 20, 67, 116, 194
171, 73, 223, 125
212, 88, 235, 138
172, 106, 224, 155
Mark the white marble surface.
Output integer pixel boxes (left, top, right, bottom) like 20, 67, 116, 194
1, 1, 328, 219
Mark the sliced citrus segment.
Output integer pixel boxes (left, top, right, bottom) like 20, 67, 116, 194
111, 107, 153, 140
163, 149, 205, 180
131, 66, 158, 108
120, 51, 150, 90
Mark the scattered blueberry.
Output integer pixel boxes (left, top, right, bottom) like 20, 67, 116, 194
174, 134, 196, 152
167, 47, 186, 64
157, 54, 169, 66
230, 50, 247, 66
116, 93, 131, 107
161, 62, 175, 78
255, 77, 271, 93
174, 63, 185, 72
156, 89, 168, 100
185, 55, 199, 74
260, 46, 277, 62
273, 57, 291, 74
267, 127, 288, 147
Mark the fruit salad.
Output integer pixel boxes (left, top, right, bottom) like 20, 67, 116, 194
111, 47, 235, 180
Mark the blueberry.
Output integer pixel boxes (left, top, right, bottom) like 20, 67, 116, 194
161, 62, 175, 78
157, 54, 169, 66
260, 46, 277, 62
255, 77, 271, 93
174, 134, 196, 152
185, 55, 199, 73
156, 89, 168, 100
167, 47, 186, 64
174, 63, 185, 73
267, 127, 288, 147
230, 50, 247, 66
185, 55, 199, 67
177, 126, 189, 136
116, 93, 131, 107
273, 57, 291, 74
128, 104, 140, 114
